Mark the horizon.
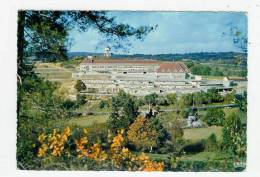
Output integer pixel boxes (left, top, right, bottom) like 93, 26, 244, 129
68, 51, 247, 55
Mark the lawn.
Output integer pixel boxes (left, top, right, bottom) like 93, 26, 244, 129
181, 151, 230, 161
67, 114, 109, 127
183, 126, 223, 142
35, 62, 74, 80
145, 151, 230, 162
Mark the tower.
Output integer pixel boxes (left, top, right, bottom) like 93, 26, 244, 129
104, 46, 111, 58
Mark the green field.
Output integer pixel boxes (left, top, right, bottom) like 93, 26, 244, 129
67, 114, 109, 127
146, 151, 230, 162
183, 126, 223, 142
181, 151, 230, 161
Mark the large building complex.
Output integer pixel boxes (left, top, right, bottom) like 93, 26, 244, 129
74, 58, 203, 96
73, 58, 244, 97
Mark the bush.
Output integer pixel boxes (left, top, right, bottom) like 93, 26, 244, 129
35, 127, 165, 171
182, 141, 205, 154
76, 94, 87, 106
99, 100, 110, 109
74, 80, 86, 92
203, 108, 225, 126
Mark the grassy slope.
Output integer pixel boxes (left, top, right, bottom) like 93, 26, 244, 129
35, 62, 77, 99
183, 126, 223, 142
67, 114, 109, 127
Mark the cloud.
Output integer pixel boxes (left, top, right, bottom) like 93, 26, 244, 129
69, 12, 247, 54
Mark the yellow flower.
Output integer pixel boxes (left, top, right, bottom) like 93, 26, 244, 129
37, 144, 48, 157
37, 133, 47, 143
83, 128, 88, 135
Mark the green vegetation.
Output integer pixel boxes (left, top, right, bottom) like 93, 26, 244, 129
68, 115, 109, 127
107, 90, 139, 134
17, 10, 247, 171
203, 108, 225, 126
185, 60, 247, 77
75, 80, 86, 92
183, 127, 223, 142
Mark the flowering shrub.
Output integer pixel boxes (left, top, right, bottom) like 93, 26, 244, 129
36, 127, 164, 171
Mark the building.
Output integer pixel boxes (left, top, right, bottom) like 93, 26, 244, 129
74, 58, 240, 97
76, 58, 198, 96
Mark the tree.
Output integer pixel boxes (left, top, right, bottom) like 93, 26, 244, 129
17, 11, 154, 169
191, 64, 212, 76
235, 91, 247, 112
206, 88, 223, 103
203, 108, 225, 126
17, 10, 155, 82
75, 80, 86, 92
223, 91, 236, 104
127, 116, 157, 151
222, 111, 246, 158
144, 93, 158, 106
99, 100, 110, 109
76, 94, 87, 105
108, 91, 139, 134
149, 117, 171, 153
166, 93, 177, 105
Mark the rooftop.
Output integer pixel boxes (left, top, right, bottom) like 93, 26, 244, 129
157, 62, 190, 73
81, 59, 160, 64
81, 58, 190, 73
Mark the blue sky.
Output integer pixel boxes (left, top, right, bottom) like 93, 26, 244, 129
69, 12, 247, 54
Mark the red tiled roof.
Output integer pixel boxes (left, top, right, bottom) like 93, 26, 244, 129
157, 62, 190, 73
81, 59, 160, 64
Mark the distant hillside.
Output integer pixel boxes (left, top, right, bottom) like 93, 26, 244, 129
68, 52, 247, 62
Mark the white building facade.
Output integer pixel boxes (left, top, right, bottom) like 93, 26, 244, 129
77, 58, 199, 96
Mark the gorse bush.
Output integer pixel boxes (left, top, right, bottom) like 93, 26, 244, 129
36, 127, 164, 171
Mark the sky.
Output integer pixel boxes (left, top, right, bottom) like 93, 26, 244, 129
68, 12, 247, 54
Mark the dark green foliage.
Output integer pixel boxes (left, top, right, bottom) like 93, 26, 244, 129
235, 91, 247, 112
74, 80, 86, 92
76, 94, 87, 106
149, 117, 171, 153
222, 112, 246, 158
191, 64, 212, 76
203, 108, 225, 126
185, 61, 195, 68
107, 91, 139, 134
182, 141, 205, 154
212, 68, 224, 76
206, 88, 223, 103
144, 93, 159, 106
17, 74, 72, 169
62, 99, 78, 110
99, 100, 110, 109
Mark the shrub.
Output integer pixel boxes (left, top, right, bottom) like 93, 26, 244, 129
99, 100, 110, 109
35, 127, 164, 171
203, 108, 225, 126
74, 80, 86, 92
